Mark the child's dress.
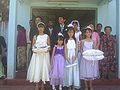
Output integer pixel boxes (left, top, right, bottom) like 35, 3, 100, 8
64, 39, 80, 89
50, 45, 65, 85
27, 34, 50, 83
75, 31, 82, 58
80, 41, 99, 80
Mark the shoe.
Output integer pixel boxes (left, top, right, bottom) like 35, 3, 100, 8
59, 87, 62, 90
59, 85, 62, 90
52, 85, 56, 90
52, 88, 56, 90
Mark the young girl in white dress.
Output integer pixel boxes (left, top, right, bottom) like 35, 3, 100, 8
27, 22, 50, 90
80, 26, 99, 90
64, 24, 80, 90
71, 20, 82, 61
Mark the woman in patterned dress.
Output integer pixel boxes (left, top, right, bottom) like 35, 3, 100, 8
100, 26, 116, 79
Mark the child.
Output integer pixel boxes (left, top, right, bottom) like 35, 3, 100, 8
50, 33, 65, 90
71, 20, 82, 61
27, 22, 50, 90
80, 26, 99, 90
64, 24, 80, 90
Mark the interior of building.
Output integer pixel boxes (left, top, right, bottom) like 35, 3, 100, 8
32, 8, 96, 29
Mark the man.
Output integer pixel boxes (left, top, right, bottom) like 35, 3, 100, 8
45, 20, 55, 55
54, 16, 67, 43
96, 23, 104, 38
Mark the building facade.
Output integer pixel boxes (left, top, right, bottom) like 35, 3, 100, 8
5, 0, 120, 79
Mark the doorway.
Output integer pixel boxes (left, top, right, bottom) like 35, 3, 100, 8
32, 8, 96, 29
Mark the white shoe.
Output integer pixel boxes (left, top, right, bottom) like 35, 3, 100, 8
52, 85, 56, 90
59, 85, 62, 90
52, 89, 56, 90
59, 87, 62, 90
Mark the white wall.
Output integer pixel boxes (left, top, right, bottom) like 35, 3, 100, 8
98, 0, 116, 35
17, 0, 30, 31
117, 0, 120, 78
16, 0, 117, 35
30, 1, 98, 8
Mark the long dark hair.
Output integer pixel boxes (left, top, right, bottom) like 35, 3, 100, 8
65, 27, 76, 44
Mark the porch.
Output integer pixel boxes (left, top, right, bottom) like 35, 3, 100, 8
0, 72, 120, 90
0, 0, 120, 82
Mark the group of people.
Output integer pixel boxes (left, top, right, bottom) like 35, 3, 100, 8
25, 16, 116, 90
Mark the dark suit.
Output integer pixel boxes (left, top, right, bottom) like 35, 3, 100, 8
45, 27, 56, 56
54, 24, 67, 42
29, 26, 38, 56
29, 27, 38, 42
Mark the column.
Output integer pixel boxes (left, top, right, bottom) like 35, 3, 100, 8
116, 0, 120, 78
7, 0, 17, 79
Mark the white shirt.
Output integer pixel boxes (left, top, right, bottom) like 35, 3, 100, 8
60, 24, 65, 33
48, 28, 53, 36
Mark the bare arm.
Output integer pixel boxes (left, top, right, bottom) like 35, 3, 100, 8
80, 40, 84, 54
47, 35, 51, 51
32, 36, 36, 47
93, 41, 96, 49
74, 40, 78, 61
80, 35, 83, 41
95, 34, 100, 49
64, 39, 70, 64
51, 47, 55, 65
100, 36, 103, 51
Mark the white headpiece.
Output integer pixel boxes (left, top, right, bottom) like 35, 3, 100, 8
85, 26, 92, 30
65, 24, 74, 31
67, 23, 74, 28
37, 22, 45, 28
70, 20, 80, 31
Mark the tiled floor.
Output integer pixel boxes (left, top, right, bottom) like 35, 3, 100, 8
0, 71, 120, 90
0, 85, 120, 90
0, 79, 120, 90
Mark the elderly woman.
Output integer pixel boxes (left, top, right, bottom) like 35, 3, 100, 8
100, 26, 116, 79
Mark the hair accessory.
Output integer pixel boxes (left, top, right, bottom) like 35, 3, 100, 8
67, 24, 74, 28
85, 26, 92, 30
37, 22, 45, 28
71, 20, 80, 31
58, 32, 64, 37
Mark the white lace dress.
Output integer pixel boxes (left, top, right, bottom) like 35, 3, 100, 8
27, 34, 50, 83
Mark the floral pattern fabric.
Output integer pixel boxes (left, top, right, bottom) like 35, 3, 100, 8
99, 34, 116, 79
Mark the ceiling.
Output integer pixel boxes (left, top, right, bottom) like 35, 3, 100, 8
30, 0, 109, 5
32, 8, 96, 28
